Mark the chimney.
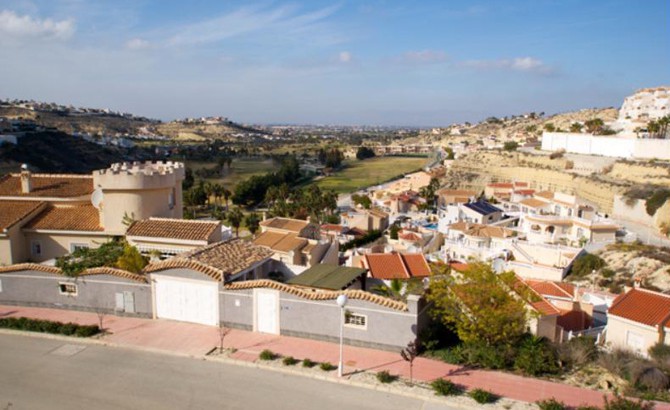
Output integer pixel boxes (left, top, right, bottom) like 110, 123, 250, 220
262, 211, 267, 221
20, 164, 31, 193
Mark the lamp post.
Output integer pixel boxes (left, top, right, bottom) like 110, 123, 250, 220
336, 294, 348, 378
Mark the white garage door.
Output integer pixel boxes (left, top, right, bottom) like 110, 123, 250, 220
154, 276, 219, 326
255, 289, 279, 334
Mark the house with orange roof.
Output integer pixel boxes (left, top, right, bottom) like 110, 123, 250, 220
484, 181, 532, 202
360, 253, 431, 288
0, 161, 185, 264
606, 287, 670, 356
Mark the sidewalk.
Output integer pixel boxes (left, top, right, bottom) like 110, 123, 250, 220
2, 305, 667, 409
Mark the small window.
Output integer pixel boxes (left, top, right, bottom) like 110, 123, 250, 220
345, 313, 367, 329
70, 243, 89, 253
31, 241, 42, 256
59, 282, 78, 296
168, 188, 176, 210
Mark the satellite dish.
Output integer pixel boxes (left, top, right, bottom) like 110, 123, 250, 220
91, 188, 104, 210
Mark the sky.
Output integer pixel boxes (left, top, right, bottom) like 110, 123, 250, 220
0, 0, 668, 126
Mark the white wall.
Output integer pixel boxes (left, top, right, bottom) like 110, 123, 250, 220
541, 133, 670, 160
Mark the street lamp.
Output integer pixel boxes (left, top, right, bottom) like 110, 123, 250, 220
336, 294, 348, 377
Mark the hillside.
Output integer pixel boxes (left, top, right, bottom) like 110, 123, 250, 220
0, 131, 146, 174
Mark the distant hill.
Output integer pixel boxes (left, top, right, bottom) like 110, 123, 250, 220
0, 131, 147, 175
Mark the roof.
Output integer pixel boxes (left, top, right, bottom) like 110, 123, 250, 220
448, 222, 515, 239
510, 276, 560, 316
0, 173, 94, 198
608, 288, 670, 328
449, 262, 470, 273
526, 280, 575, 299
519, 198, 549, 208
363, 253, 431, 279
438, 189, 477, 197
253, 231, 307, 253
368, 208, 389, 218
0, 200, 44, 231
127, 218, 219, 242
260, 217, 309, 233
399, 231, 423, 242
535, 191, 555, 200
287, 264, 367, 290
557, 310, 591, 332
488, 182, 514, 189
463, 200, 502, 215
0, 263, 147, 283
24, 204, 102, 231
224, 279, 407, 311
145, 239, 273, 281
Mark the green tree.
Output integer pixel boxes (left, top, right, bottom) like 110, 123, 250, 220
116, 244, 148, 273
569, 122, 583, 133
352, 194, 372, 209
544, 123, 556, 132
245, 212, 261, 236
356, 146, 376, 160
389, 224, 400, 240
585, 118, 605, 134
503, 141, 519, 151
427, 262, 528, 346
228, 207, 244, 237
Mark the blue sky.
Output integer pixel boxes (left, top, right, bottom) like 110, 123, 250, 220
0, 0, 668, 126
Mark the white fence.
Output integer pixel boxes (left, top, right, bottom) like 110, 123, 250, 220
541, 132, 670, 160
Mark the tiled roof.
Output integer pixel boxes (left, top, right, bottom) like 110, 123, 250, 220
24, 204, 102, 231
510, 276, 560, 316
368, 208, 389, 218
0, 174, 94, 198
363, 253, 431, 279
438, 189, 477, 197
557, 309, 591, 332
488, 182, 514, 189
535, 191, 555, 200
0, 263, 147, 283
519, 198, 549, 208
0, 200, 45, 231
145, 239, 273, 282
608, 288, 670, 328
526, 280, 575, 299
514, 189, 535, 196
399, 231, 422, 242
260, 217, 309, 233
253, 231, 307, 253
127, 218, 219, 241
449, 262, 470, 273
224, 279, 407, 311
364, 254, 409, 279
401, 254, 431, 277
448, 222, 514, 239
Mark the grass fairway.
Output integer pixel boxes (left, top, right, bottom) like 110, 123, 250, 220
314, 156, 428, 194
187, 157, 277, 187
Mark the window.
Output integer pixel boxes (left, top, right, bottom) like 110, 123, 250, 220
59, 282, 78, 296
31, 240, 42, 256
70, 243, 89, 253
345, 313, 367, 329
168, 188, 176, 210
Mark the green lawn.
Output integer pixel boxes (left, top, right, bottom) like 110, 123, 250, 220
313, 157, 428, 194
187, 157, 277, 188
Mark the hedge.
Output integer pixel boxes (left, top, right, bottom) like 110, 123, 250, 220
0, 317, 100, 337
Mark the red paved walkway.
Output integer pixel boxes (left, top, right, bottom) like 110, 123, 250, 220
2, 305, 667, 409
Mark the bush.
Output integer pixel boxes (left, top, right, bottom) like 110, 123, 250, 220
558, 336, 598, 370
630, 362, 669, 391
649, 342, 670, 368
302, 358, 316, 368
598, 349, 638, 379
603, 395, 654, 410
0, 317, 100, 337
503, 141, 519, 152
570, 253, 606, 279
259, 349, 276, 361
430, 378, 462, 396
319, 362, 336, 371
514, 336, 559, 376
469, 388, 497, 404
376, 370, 398, 384
282, 356, 298, 366
537, 398, 567, 410
459, 342, 515, 370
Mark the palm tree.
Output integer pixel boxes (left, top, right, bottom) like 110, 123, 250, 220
245, 212, 261, 237
228, 207, 244, 237
222, 187, 232, 211
212, 183, 224, 211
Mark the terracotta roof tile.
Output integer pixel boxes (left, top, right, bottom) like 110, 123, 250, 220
145, 239, 273, 281
526, 280, 575, 299
24, 204, 102, 231
401, 254, 431, 277
0, 200, 45, 231
535, 191, 555, 200
364, 254, 409, 279
0, 174, 93, 198
127, 218, 219, 241
520, 198, 549, 208
0, 263, 147, 283
253, 231, 307, 253
609, 288, 670, 327
260, 217, 309, 233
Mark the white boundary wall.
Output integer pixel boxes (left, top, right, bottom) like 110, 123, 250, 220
541, 132, 670, 160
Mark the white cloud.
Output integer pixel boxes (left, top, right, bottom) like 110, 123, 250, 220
126, 38, 150, 50
400, 50, 448, 64
460, 56, 553, 74
338, 51, 352, 63
0, 10, 74, 41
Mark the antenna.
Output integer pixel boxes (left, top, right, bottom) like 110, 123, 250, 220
91, 188, 104, 210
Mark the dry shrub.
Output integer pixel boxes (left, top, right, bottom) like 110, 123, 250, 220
630, 362, 669, 391
558, 337, 597, 370
649, 343, 670, 369
598, 348, 637, 377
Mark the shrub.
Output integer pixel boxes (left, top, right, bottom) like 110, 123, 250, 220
630, 362, 669, 391
558, 336, 598, 370
302, 358, 316, 368
458, 342, 515, 370
603, 395, 654, 410
514, 336, 559, 376
259, 349, 276, 361
469, 388, 497, 404
570, 253, 606, 279
649, 342, 670, 368
576, 406, 601, 410
430, 378, 462, 396
282, 356, 298, 366
74, 325, 100, 338
319, 362, 336, 371
376, 370, 398, 384
598, 349, 638, 378
537, 398, 567, 410
0, 317, 99, 337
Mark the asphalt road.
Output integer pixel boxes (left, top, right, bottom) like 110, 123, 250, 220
0, 334, 456, 410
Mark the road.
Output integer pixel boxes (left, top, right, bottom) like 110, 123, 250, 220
0, 334, 456, 410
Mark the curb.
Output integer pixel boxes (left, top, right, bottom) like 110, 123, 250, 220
0, 329, 491, 409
